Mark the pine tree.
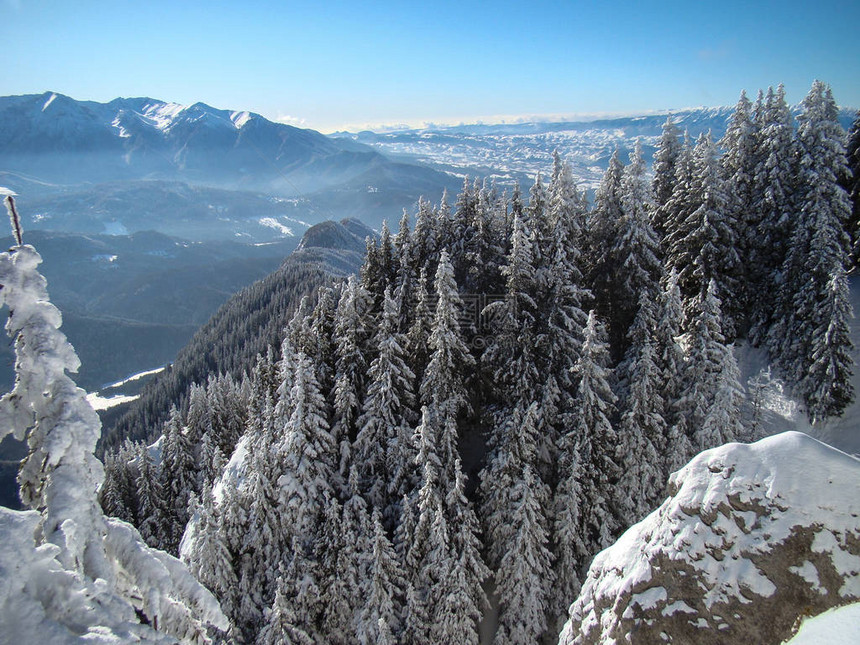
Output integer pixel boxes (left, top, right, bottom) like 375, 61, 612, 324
663, 131, 695, 270
485, 403, 554, 645
681, 280, 733, 453
0, 228, 226, 641
420, 250, 475, 487
159, 406, 197, 553
257, 564, 316, 645
652, 116, 682, 237
280, 351, 338, 541
482, 209, 540, 404
135, 442, 166, 549
720, 90, 757, 325
332, 276, 373, 483
751, 85, 797, 345
609, 139, 663, 356
185, 487, 237, 606
675, 132, 741, 335
571, 311, 619, 550
588, 148, 624, 322
654, 270, 693, 475
776, 81, 854, 422
356, 509, 406, 644
846, 110, 860, 264
614, 294, 666, 525
700, 342, 745, 447
803, 267, 854, 422
355, 287, 416, 514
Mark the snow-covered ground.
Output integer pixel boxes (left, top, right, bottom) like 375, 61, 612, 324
782, 602, 860, 644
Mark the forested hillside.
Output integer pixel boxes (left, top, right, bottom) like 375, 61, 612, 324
100, 81, 859, 643
102, 219, 373, 451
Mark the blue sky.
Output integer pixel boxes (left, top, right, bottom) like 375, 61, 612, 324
2, 0, 858, 132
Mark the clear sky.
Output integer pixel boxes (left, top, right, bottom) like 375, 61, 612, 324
2, 0, 858, 133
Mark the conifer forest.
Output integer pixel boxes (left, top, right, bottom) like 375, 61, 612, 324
88, 80, 860, 643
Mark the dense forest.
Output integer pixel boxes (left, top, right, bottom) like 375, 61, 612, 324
101, 81, 859, 644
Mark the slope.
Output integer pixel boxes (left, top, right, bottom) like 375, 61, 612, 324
101, 218, 373, 451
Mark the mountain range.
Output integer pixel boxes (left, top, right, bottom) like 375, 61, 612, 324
0, 91, 460, 236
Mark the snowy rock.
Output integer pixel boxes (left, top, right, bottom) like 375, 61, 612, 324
559, 431, 860, 645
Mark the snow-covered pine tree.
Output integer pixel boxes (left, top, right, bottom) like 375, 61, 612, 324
662, 130, 695, 270
486, 402, 554, 645
680, 280, 734, 452
553, 310, 620, 622
751, 85, 797, 346
279, 350, 338, 542
571, 311, 620, 551
257, 562, 315, 645
846, 110, 860, 263
135, 441, 167, 549
678, 132, 741, 335
654, 270, 693, 475
332, 275, 373, 484
410, 196, 438, 279
775, 81, 854, 422
610, 139, 663, 357
614, 293, 666, 525
652, 116, 682, 238
356, 508, 406, 644
720, 90, 758, 327
355, 287, 416, 515
588, 148, 624, 323
482, 208, 540, 405
803, 266, 854, 422
420, 250, 475, 487
700, 341, 745, 448
0, 219, 226, 641
185, 487, 237, 610
159, 405, 197, 553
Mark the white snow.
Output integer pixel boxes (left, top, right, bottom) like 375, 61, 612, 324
141, 101, 186, 131
110, 116, 131, 139
782, 602, 860, 644
85, 392, 139, 411
231, 110, 252, 129
790, 561, 822, 592
258, 217, 295, 236
41, 93, 57, 112
104, 366, 165, 390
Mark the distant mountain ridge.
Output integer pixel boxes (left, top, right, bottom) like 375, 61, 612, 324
336, 104, 857, 189
0, 91, 373, 194
0, 92, 460, 233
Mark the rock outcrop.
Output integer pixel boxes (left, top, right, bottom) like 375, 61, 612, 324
559, 431, 860, 644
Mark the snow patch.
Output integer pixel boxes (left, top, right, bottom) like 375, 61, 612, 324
86, 392, 139, 411
141, 101, 186, 131
110, 116, 131, 139
41, 93, 57, 112
258, 217, 295, 236
790, 561, 822, 592
104, 366, 165, 390
231, 110, 252, 129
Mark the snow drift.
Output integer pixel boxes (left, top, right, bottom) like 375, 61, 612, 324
559, 431, 860, 644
